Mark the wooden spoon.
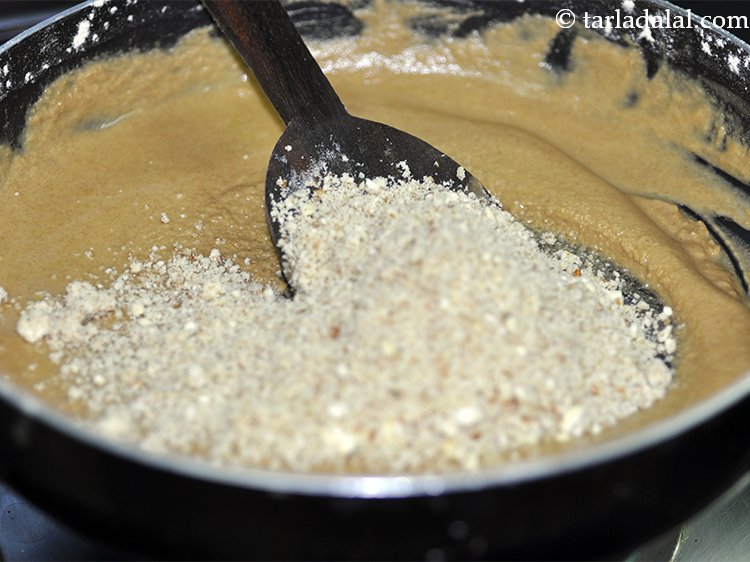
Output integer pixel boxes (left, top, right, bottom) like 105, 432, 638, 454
202, 0, 490, 264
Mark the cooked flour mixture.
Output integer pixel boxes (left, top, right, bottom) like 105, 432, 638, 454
16, 174, 674, 472
1, 3, 749, 473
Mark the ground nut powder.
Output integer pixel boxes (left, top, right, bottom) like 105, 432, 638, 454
17, 174, 675, 473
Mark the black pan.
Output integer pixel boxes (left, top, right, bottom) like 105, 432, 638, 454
1, 1, 750, 559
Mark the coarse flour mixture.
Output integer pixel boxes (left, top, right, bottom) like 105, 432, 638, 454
16, 173, 675, 473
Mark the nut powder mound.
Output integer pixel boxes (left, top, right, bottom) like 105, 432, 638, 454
17, 174, 675, 473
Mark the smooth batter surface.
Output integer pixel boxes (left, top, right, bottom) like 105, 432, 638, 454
1, 7, 749, 457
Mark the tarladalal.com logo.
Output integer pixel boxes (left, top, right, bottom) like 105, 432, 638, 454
555, 5, 749, 32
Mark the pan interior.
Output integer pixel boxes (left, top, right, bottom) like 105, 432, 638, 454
0, 0, 749, 485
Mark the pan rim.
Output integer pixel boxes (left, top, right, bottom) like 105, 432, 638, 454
1, 0, 750, 499
0, 1, 87, 54
2, 365, 750, 498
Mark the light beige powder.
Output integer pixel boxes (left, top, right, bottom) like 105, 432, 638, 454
17, 175, 674, 473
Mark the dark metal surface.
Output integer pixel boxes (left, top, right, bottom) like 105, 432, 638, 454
2, 391, 750, 559
0, 1, 749, 560
0, 481, 136, 561
5, 472, 750, 560
0, 2, 76, 44
3, 474, 747, 560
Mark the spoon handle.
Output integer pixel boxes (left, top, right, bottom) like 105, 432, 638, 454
202, 0, 347, 126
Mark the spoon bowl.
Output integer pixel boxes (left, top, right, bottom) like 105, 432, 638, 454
202, 0, 490, 262
265, 115, 490, 247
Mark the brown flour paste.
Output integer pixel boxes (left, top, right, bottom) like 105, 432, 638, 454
0, 8, 749, 457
